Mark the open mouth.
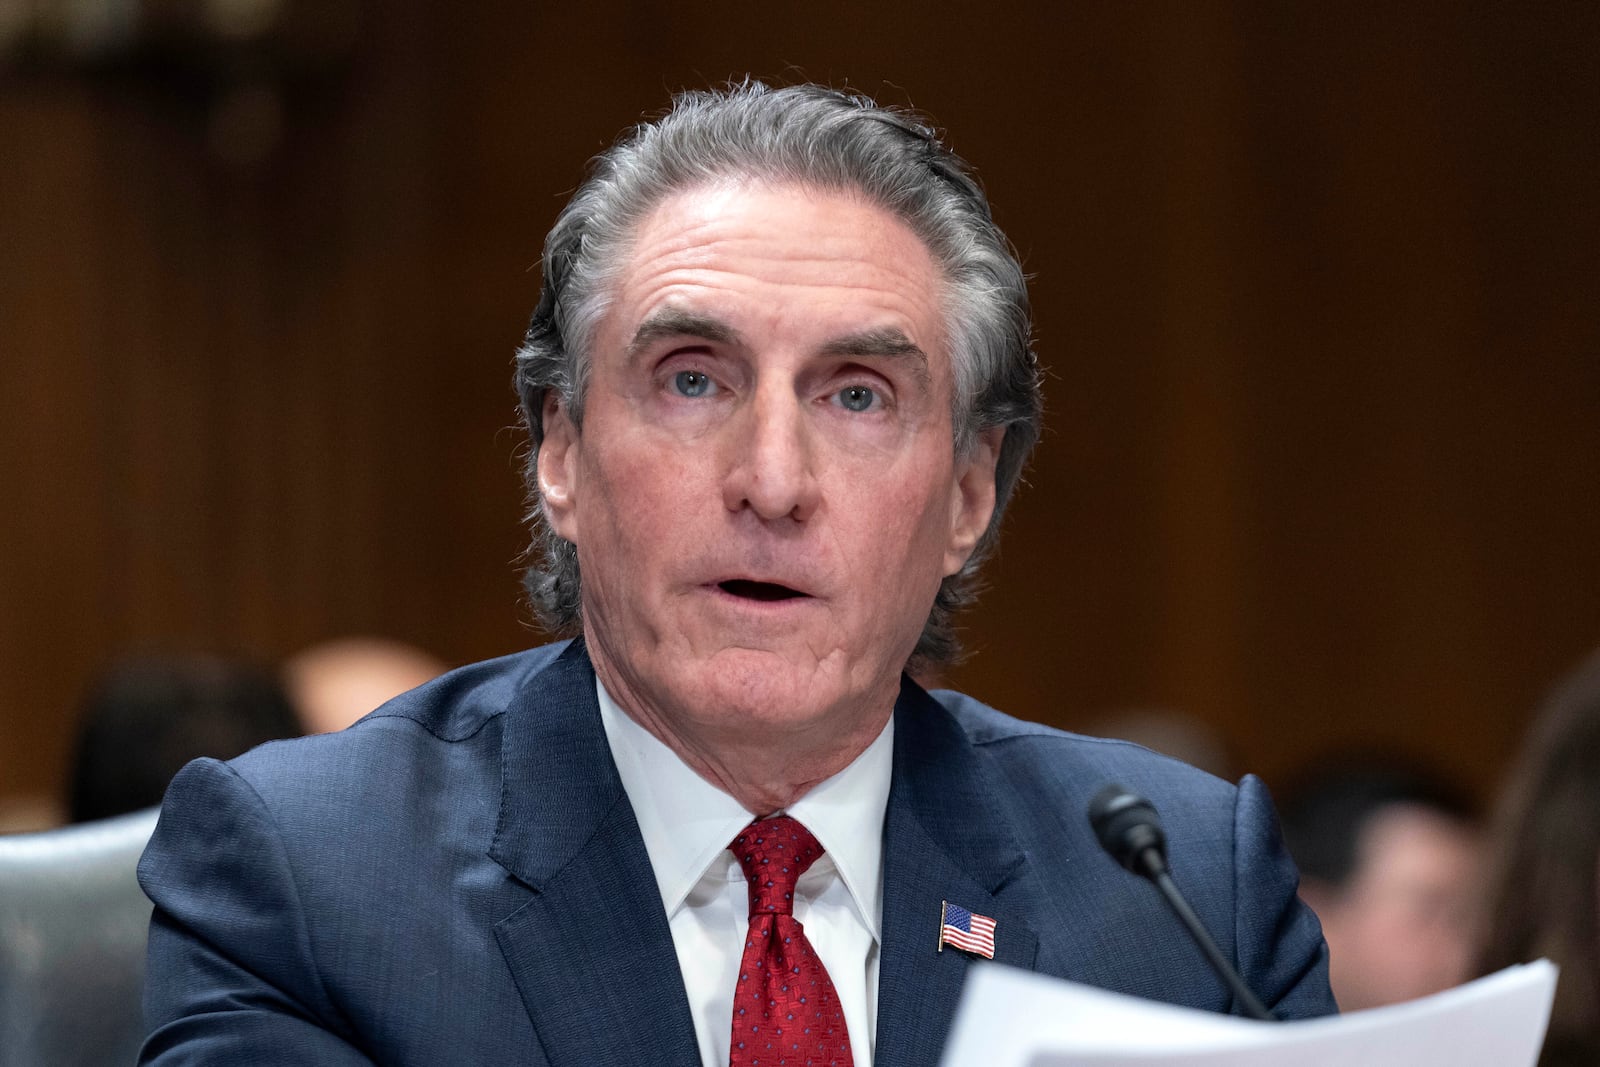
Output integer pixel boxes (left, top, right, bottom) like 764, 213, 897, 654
718, 579, 807, 602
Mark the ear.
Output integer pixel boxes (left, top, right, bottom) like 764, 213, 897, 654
943, 427, 1004, 577
536, 392, 581, 543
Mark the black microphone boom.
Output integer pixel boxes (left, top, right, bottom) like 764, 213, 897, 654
1088, 784, 1277, 1022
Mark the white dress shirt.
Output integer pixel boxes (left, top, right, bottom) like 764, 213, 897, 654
596, 679, 893, 1067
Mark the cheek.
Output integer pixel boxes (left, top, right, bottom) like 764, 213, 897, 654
841, 472, 958, 579
578, 440, 709, 567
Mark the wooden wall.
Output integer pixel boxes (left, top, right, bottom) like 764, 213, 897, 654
2, 2, 1596, 816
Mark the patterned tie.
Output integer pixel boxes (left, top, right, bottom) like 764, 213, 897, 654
728, 816, 854, 1067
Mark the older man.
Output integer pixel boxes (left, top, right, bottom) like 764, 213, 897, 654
139, 84, 1335, 1066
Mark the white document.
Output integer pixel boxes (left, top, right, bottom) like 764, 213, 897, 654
938, 960, 1557, 1067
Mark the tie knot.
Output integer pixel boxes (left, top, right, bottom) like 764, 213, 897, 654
730, 815, 824, 917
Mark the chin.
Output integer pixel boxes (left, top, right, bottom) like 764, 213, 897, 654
717, 651, 907, 727
693, 648, 847, 724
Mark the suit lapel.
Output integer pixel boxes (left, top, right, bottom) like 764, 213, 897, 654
874, 678, 1039, 1067
488, 640, 701, 1067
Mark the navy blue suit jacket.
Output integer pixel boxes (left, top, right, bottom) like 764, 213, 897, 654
139, 640, 1334, 1064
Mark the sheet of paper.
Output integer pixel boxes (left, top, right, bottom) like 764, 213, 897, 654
938, 960, 1557, 1067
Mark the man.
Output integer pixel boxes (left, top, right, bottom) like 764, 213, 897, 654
1280, 762, 1481, 1011
139, 83, 1335, 1066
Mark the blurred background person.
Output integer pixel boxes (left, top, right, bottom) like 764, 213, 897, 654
283, 636, 447, 734
1279, 758, 1482, 1011
67, 655, 300, 822
1477, 649, 1600, 1067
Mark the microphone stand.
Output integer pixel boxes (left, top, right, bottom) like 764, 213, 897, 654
1091, 784, 1278, 1023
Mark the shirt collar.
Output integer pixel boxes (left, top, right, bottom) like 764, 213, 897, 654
595, 677, 893, 940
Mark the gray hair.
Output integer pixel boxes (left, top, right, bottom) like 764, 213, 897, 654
515, 81, 1041, 667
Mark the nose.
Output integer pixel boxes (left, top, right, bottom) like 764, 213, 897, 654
722, 382, 821, 522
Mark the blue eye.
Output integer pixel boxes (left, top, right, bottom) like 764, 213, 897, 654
673, 370, 713, 397
838, 385, 877, 412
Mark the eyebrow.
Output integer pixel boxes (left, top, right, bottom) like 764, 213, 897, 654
626, 309, 743, 360
818, 328, 932, 389
626, 310, 933, 388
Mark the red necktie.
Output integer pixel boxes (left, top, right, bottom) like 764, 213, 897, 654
728, 816, 854, 1067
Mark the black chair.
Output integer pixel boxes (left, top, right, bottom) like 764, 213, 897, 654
0, 807, 160, 1066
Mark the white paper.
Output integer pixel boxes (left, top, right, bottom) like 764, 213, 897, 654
938, 960, 1557, 1067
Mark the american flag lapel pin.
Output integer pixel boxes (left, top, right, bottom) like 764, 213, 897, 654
938, 900, 997, 959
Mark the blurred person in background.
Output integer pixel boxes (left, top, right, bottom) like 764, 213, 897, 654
68, 655, 300, 822
283, 636, 447, 734
1279, 759, 1482, 1011
1477, 649, 1600, 1067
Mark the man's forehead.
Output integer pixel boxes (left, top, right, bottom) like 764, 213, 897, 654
601, 181, 951, 359
618, 179, 936, 279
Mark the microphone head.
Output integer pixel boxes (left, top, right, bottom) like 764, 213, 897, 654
1088, 783, 1169, 878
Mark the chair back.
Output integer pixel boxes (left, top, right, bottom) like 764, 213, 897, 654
0, 807, 160, 1067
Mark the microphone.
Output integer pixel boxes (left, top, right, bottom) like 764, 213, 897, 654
1088, 784, 1277, 1022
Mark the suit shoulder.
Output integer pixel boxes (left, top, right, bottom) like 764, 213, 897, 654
225, 642, 568, 792
929, 686, 1102, 746
926, 687, 1235, 805
358, 642, 569, 740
